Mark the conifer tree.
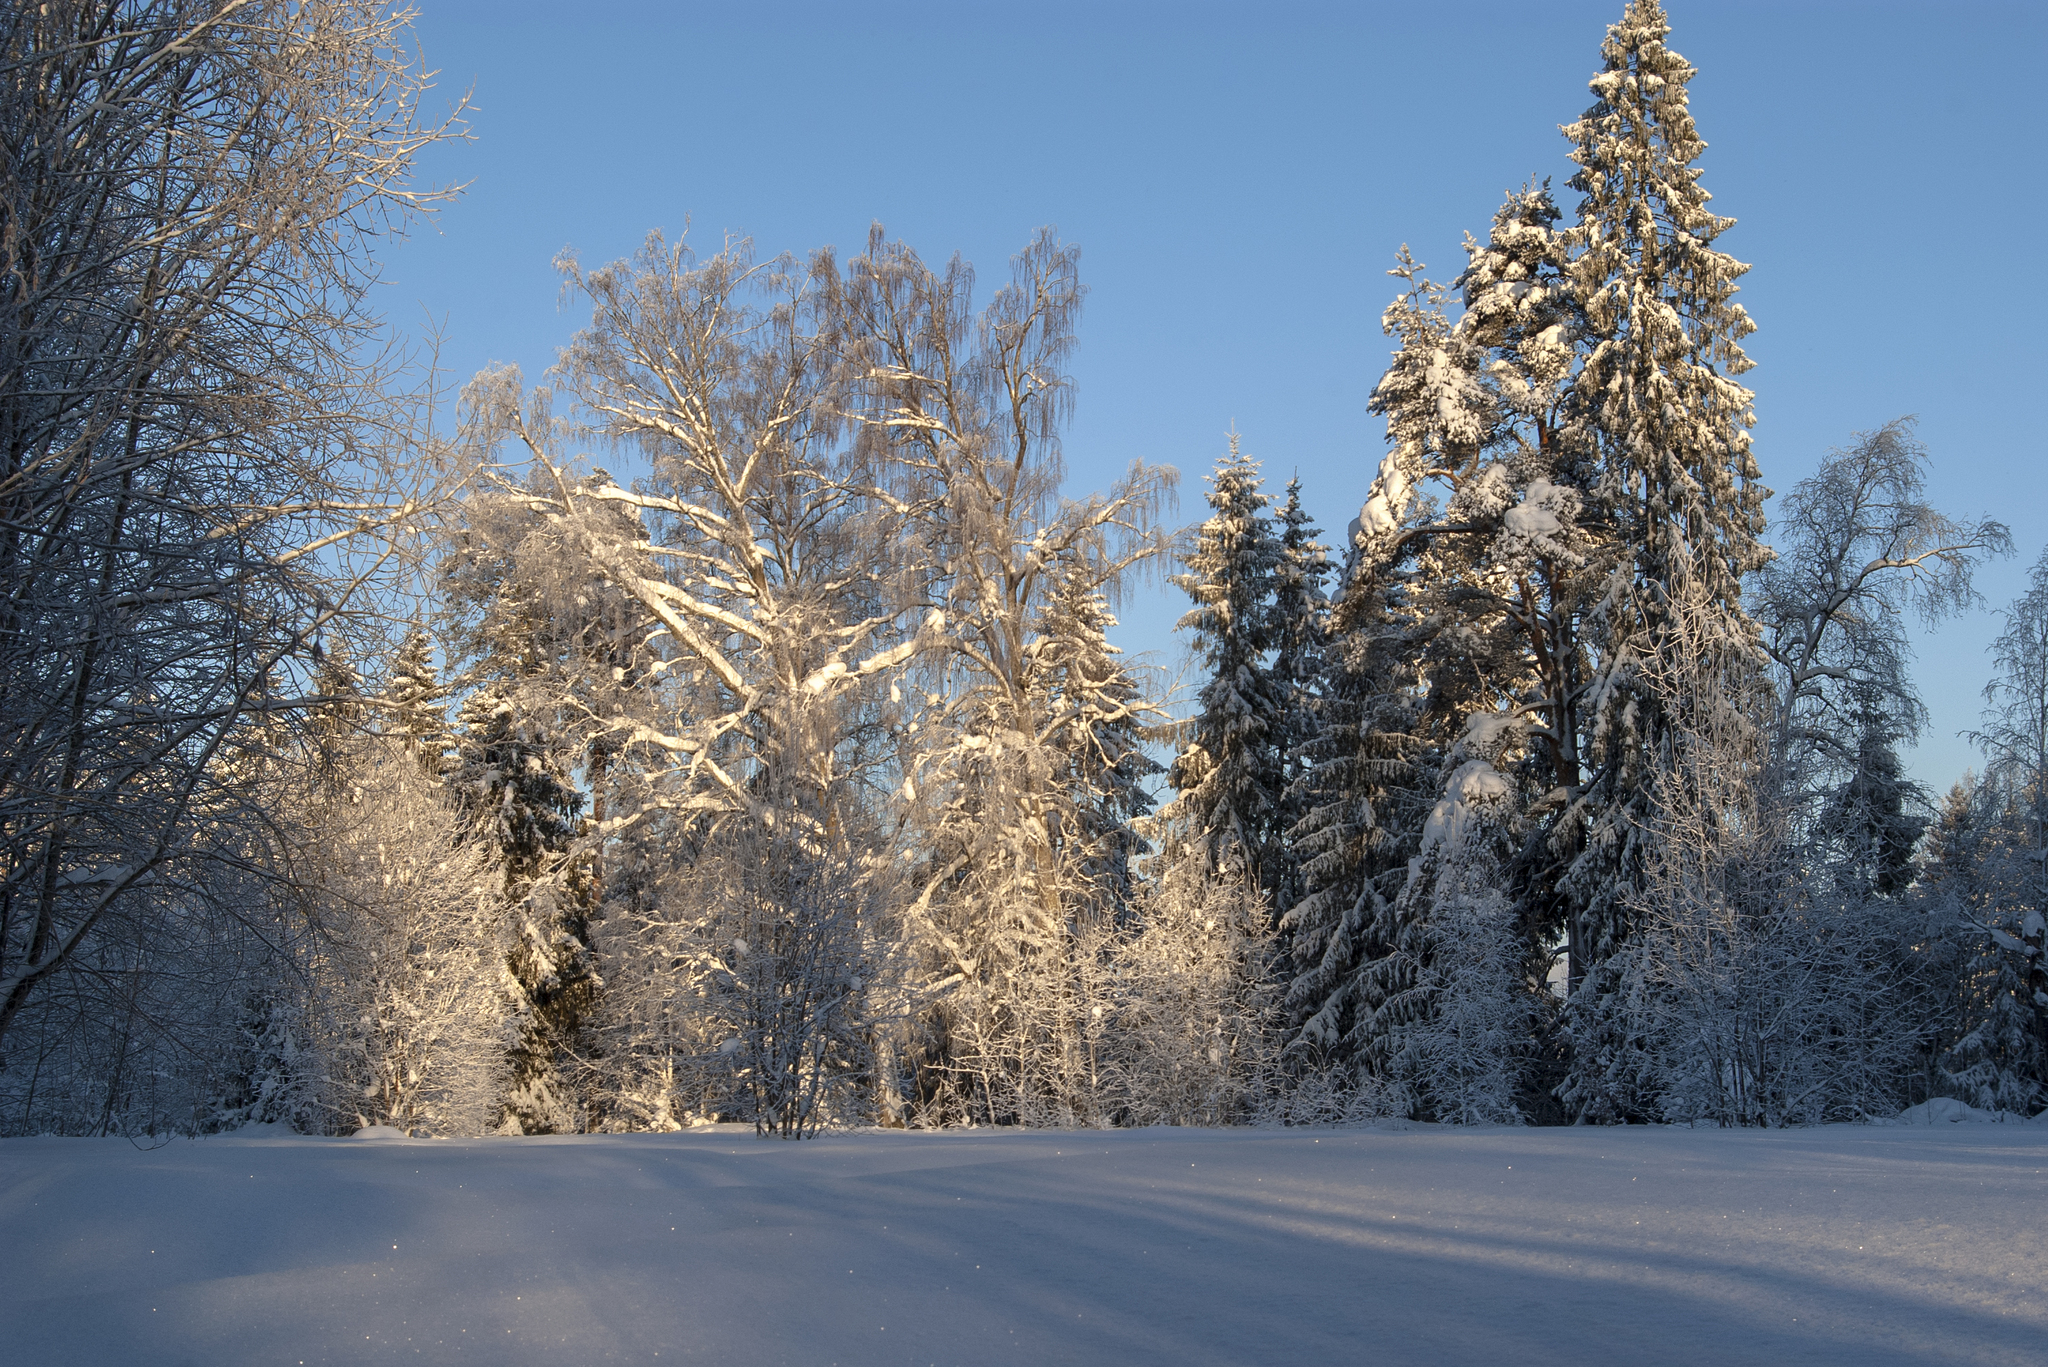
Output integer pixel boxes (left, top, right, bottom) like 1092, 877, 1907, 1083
1030, 563, 1163, 924
378, 627, 455, 780
1555, 0, 1770, 1004
452, 684, 597, 1134
1168, 438, 1289, 901
1268, 479, 1329, 921
1279, 515, 1425, 1067
1815, 685, 1927, 901
1372, 714, 1535, 1124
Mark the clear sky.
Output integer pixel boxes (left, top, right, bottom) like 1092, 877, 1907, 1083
376, 0, 2047, 796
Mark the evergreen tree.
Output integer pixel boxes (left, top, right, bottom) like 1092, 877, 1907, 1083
453, 683, 597, 1134
1268, 478, 1330, 922
1551, 2, 1771, 1118
1168, 437, 1289, 902
1030, 563, 1163, 925
1556, 0, 1770, 977
1279, 514, 1425, 1068
1372, 714, 1535, 1124
1938, 554, 2048, 1115
378, 627, 454, 780
1814, 684, 1927, 901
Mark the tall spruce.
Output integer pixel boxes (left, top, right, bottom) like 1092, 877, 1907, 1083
1268, 479, 1330, 922
1168, 438, 1289, 902
1279, 512, 1425, 1066
1029, 563, 1163, 925
452, 683, 596, 1134
378, 628, 455, 780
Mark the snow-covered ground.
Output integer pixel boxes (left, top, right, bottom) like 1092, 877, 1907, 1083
4, 1121, 2044, 1366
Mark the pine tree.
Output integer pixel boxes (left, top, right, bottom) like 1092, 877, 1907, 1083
1168, 437, 1290, 902
1550, 3, 1771, 1121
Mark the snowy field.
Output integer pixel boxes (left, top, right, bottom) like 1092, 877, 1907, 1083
4, 1122, 2044, 1367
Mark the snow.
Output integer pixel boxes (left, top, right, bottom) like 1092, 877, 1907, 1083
1502, 477, 1570, 544
1419, 759, 1513, 856
1356, 452, 1416, 543
1893, 1098, 2040, 1127
6, 1124, 2045, 1365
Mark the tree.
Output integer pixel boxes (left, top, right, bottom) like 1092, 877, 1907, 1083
1813, 684, 1927, 901
1370, 714, 1537, 1124
1267, 477, 1329, 921
1553, 1, 1773, 1117
1938, 550, 2048, 1114
1029, 562, 1162, 926
837, 226, 1174, 1126
451, 680, 595, 1134
378, 627, 456, 780
1756, 419, 2006, 862
1106, 839, 1280, 1127
1167, 437, 1289, 900
0, 1, 463, 1080
294, 735, 508, 1137
1278, 505, 1425, 1071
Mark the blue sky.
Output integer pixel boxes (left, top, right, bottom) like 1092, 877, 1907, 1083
377, 0, 2047, 795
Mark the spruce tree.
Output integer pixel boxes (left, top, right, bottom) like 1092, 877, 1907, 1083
1279, 519, 1425, 1067
453, 684, 597, 1134
378, 627, 454, 780
1168, 437, 1289, 901
1815, 685, 1927, 901
1268, 478, 1329, 922
1029, 563, 1162, 925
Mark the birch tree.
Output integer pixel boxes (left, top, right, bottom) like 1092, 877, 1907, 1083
834, 226, 1174, 1124
1756, 419, 2006, 858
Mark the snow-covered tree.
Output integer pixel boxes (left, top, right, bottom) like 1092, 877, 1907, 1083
1552, 1, 1775, 1116
0, 0, 464, 1082
1369, 714, 1540, 1124
1556, 0, 1768, 934
451, 681, 596, 1134
1757, 419, 2006, 861
1106, 839, 1281, 1127
1030, 563, 1163, 926
1813, 684, 1927, 901
379, 628, 456, 780
1278, 512, 1426, 1069
1932, 553, 2048, 1115
300, 739, 510, 1137
1167, 438, 1289, 901
1268, 478, 1330, 920
838, 227, 1174, 1126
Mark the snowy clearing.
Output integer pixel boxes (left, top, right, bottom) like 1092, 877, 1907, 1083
3, 1123, 2044, 1367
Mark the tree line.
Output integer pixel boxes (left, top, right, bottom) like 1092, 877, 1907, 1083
4, 0, 2042, 1138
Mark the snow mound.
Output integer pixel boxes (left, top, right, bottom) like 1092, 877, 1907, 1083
1894, 1097, 2039, 1125
351, 1124, 407, 1139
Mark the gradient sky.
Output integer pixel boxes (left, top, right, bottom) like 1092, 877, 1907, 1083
375, 0, 2048, 795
